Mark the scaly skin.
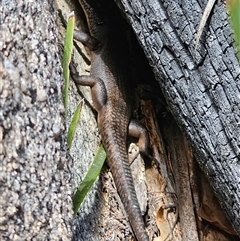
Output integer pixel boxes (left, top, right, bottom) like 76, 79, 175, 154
71, 0, 149, 240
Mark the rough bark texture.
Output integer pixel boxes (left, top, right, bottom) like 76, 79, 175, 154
115, 0, 240, 237
0, 1, 73, 240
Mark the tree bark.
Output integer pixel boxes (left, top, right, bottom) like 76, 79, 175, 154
115, 0, 240, 237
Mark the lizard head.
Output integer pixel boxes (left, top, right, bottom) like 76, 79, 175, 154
79, 0, 124, 42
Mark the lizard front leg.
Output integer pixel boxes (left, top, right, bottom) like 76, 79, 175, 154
73, 29, 99, 50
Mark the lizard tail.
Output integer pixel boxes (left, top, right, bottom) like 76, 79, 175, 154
106, 143, 149, 241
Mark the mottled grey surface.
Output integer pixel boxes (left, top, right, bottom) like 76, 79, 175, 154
0, 1, 73, 240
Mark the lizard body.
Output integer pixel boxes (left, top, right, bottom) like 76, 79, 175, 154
70, 0, 149, 240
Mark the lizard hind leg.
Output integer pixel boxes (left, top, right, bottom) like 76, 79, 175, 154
128, 119, 157, 165
128, 120, 150, 158
69, 64, 107, 112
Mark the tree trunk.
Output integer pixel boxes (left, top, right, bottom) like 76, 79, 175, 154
114, 0, 240, 237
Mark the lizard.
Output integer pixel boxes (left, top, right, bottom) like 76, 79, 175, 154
69, 0, 150, 240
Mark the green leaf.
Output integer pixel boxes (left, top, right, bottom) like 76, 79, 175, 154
228, 0, 240, 60
67, 102, 83, 149
62, 11, 75, 115
73, 145, 107, 214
